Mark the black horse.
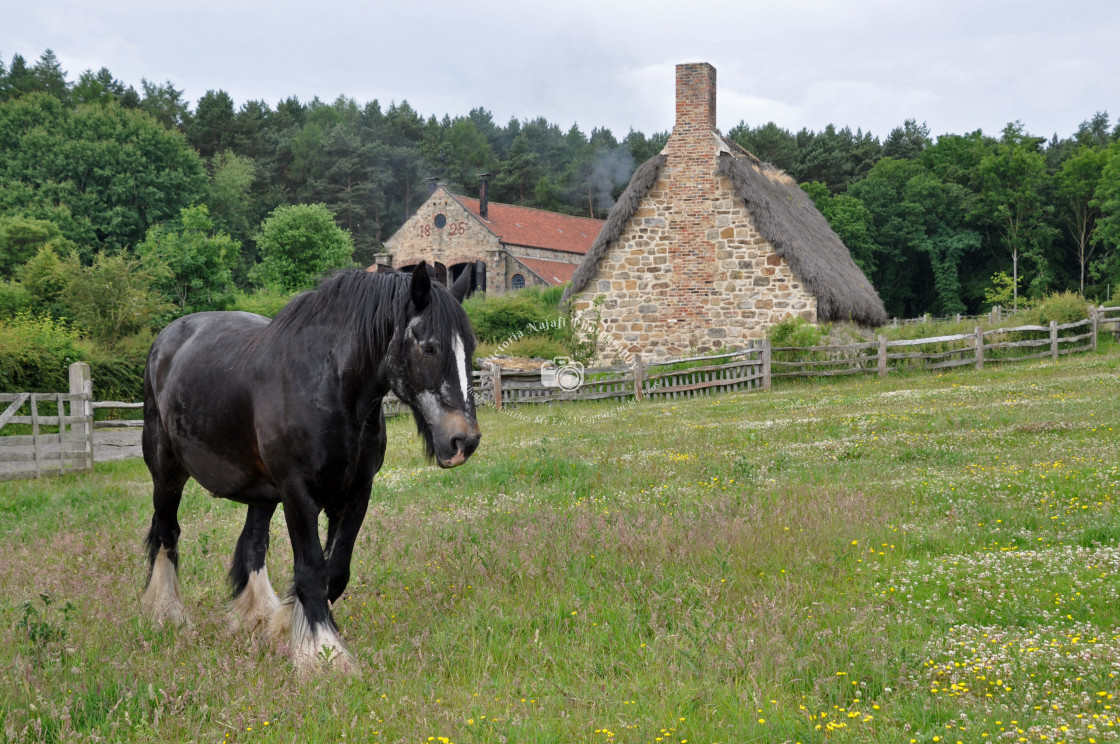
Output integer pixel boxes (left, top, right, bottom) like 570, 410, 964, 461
140, 263, 480, 670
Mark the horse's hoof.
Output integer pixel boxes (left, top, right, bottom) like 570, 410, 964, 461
268, 598, 354, 674
227, 568, 281, 634
141, 546, 188, 625
141, 599, 188, 626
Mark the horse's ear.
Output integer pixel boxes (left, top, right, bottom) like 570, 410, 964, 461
450, 264, 473, 303
410, 262, 431, 311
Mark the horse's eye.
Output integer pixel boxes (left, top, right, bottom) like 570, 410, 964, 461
420, 341, 438, 356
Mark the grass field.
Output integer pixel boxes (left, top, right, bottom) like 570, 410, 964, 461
2, 349, 1119, 743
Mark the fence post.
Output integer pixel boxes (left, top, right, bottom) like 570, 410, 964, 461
974, 327, 984, 371
632, 353, 644, 401
991, 305, 1001, 324
760, 339, 772, 391
1089, 305, 1099, 352
490, 363, 503, 411
877, 335, 887, 378
68, 362, 94, 472
1050, 320, 1059, 361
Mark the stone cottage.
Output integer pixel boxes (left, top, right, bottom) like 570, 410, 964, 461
561, 62, 887, 361
376, 178, 604, 294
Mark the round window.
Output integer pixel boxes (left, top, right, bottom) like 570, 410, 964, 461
434, 214, 447, 229
511, 274, 525, 290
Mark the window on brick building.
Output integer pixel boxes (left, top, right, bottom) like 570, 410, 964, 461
511, 274, 525, 290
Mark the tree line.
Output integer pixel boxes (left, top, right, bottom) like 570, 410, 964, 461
1, 48, 1119, 350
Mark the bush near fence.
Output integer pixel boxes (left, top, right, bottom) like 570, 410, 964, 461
0, 313, 147, 403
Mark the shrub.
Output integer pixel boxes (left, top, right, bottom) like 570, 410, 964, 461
228, 288, 299, 318
0, 279, 31, 319
536, 284, 565, 307
59, 250, 171, 343
463, 292, 558, 344
79, 335, 150, 402
477, 335, 569, 362
767, 316, 827, 348
0, 313, 82, 393
1030, 291, 1089, 325
17, 245, 69, 317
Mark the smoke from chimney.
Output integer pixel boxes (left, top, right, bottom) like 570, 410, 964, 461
589, 147, 635, 214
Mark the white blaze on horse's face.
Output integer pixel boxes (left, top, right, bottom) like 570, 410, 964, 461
452, 333, 469, 402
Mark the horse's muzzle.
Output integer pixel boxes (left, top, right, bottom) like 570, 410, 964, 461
436, 416, 481, 469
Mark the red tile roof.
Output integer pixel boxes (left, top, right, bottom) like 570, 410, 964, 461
451, 195, 603, 255
512, 256, 579, 286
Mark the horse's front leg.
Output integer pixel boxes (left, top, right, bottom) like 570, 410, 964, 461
228, 502, 280, 633
324, 491, 372, 604
268, 487, 353, 672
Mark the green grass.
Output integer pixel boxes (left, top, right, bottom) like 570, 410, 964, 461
2, 351, 1120, 743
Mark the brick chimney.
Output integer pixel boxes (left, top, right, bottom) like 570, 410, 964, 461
675, 62, 717, 135
478, 173, 490, 220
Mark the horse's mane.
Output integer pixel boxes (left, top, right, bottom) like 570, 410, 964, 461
256, 269, 473, 373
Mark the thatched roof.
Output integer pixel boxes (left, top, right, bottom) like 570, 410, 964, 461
562, 145, 888, 327
718, 147, 887, 325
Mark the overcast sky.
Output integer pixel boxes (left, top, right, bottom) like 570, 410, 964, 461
4, 0, 1119, 142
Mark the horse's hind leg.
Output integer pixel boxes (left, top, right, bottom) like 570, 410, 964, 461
228, 503, 280, 633
141, 445, 190, 624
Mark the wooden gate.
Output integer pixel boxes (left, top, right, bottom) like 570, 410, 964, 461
0, 363, 94, 481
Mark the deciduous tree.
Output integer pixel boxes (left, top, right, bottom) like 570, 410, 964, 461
251, 203, 355, 292
1056, 146, 1105, 293
136, 205, 240, 314
976, 123, 1058, 307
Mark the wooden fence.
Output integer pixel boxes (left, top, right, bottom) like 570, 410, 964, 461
771, 318, 1100, 379
3, 308, 1119, 479
0, 363, 94, 481
0, 363, 148, 481
464, 306, 1120, 412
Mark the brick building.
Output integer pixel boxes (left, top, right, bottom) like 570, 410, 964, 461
375, 179, 604, 294
561, 62, 887, 361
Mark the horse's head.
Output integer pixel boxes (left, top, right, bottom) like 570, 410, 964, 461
388, 263, 481, 468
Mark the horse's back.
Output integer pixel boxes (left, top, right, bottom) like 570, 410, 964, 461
147, 311, 268, 407
144, 312, 272, 495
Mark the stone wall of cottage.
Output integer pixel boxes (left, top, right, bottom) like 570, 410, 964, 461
384, 189, 505, 290
506, 245, 584, 264
568, 172, 816, 362
384, 188, 593, 293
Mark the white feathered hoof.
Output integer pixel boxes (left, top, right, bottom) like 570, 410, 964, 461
267, 597, 354, 674
227, 567, 281, 634
140, 546, 188, 625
